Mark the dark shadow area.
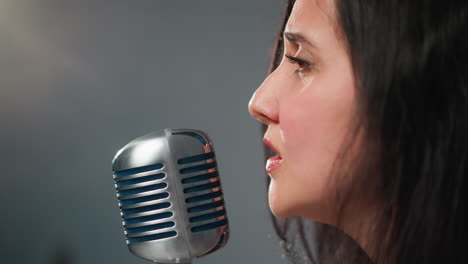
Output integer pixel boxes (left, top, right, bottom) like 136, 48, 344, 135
49, 242, 74, 264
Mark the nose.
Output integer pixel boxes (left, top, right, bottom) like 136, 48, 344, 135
248, 72, 280, 125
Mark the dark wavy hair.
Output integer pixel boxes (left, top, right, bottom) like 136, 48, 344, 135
260, 0, 468, 263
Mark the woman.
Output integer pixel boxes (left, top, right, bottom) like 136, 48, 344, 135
248, 0, 467, 263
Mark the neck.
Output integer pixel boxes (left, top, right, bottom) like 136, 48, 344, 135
337, 199, 396, 264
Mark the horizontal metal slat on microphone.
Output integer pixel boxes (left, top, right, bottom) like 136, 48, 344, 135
181, 171, 218, 184
122, 207, 172, 219
118, 189, 168, 200
120, 197, 170, 210
191, 219, 228, 233
186, 196, 222, 209
124, 217, 174, 229
177, 152, 215, 165
183, 180, 220, 194
115, 173, 165, 187
123, 212, 173, 225
122, 202, 171, 216
179, 161, 217, 174
119, 192, 169, 206
185, 190, 222, 203
187, 199, 224, 213
114, 170, 165, 182
127, 231, 177, 243
114, 163, 164, 178
126, 221, 175, 234
117, 182, 167, 197
189, 209, 226, 223
116, 179, 167, 191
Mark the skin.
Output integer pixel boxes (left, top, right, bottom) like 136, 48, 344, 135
248, 0, 378, 259
249, 0, 355, 223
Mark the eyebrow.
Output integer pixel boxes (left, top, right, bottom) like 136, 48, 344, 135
283, 31, 318, 50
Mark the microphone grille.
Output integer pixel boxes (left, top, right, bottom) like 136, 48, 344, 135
112, 128, 229, 263
114, 162, 175, 243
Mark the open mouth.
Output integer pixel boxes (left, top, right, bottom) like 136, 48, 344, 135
263, 137, 283, 173
266, 154, 283, 173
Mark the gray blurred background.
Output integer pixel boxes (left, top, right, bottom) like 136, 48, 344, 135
0, 0, 290, 264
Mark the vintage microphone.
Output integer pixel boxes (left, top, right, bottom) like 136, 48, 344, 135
111, 128, 229, 263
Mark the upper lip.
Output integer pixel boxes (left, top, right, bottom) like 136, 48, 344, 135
263, 137, 281, 155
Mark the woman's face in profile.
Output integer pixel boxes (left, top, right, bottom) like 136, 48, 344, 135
248, 0, 357, 224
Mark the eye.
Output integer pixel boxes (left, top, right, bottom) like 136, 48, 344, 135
284, 54, 313, 77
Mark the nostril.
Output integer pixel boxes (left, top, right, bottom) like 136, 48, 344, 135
256, 113, 275, 125
248, 99, 279, 125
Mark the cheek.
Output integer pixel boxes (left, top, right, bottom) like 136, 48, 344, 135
277, 77, 356, 210
281, 89, 343, 172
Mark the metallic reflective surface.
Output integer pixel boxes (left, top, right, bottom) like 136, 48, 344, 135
112, 128, 229, 264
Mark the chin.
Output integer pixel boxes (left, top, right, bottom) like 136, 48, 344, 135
268, 184, 295, 218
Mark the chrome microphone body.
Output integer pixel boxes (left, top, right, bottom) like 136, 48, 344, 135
111, 128, 229, 263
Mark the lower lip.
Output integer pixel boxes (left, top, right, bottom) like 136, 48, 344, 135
266, 155, 283, 173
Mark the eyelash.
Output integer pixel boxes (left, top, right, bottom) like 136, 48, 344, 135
284, 54, 313, 76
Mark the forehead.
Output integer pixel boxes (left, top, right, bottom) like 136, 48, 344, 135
285, 0, 338, 41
